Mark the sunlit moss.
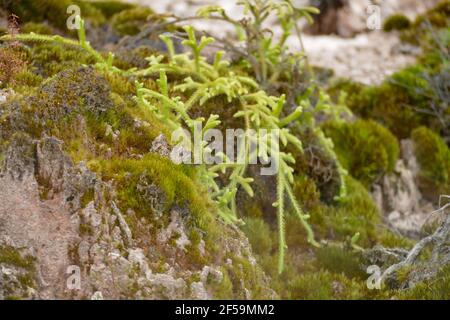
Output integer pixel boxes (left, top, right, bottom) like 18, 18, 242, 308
323, 120, 399, 187
412, 126, 450, 200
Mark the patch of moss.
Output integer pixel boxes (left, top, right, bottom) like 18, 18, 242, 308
383, 14, 411, 32
225, 256, 273, 299
209, 267, 234, 300
0, 245, 35, 271
29, 43, 96, 78
21, 22, 53, 35
328, 67, 438, 139
398, 264, 450, 299
323, 120, 399, 187
412, 126, 450, 200
111, 7, 154, 36
242, 217, 273, 256
327, 176, 381, 246
288, 270, 366, 300
400, 1, 450, 45
97, 153, 220, 254
2, 0, 105, 30
89, 1, 135, 18
412, 1, 450, 30
315, 246, 366, 280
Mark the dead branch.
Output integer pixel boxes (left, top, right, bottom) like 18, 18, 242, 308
380, 195, 450, 283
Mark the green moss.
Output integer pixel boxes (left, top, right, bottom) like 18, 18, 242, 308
10, 69, 44, 90
412, 126, 450, 200
30, 43, 96, 78
288, 270, 365, 300
398, 265, 450, 299
315, 246, 366, 280
89, 1, 135, 18
21, 22, 53, 35
383, 14, 411, 32
0, 245, 35, 271
80, 188, 95, 208
210, 268, 234, 300
328, 66, 438, 139
323, 120, 399, 187
112, 7, 154, 36
185, 229, 208, 266
400, 1, 450, 47
97, 154, 219, 254
242, 217, 273, 256
412, 1, 450, 30
327, 176, 380, 246
2, 0, 105, 30
376, 230, 414, 249
225, 256, 272, 299
17, 273, 35, 288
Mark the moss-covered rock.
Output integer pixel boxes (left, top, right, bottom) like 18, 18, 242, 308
397, 264, 450, 299
383, 14, 411, 32
111, 7, 154, 36
323, 120, 399, 187
412, 126, 450, 200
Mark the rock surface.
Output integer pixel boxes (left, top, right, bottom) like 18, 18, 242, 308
0, 135, 275, 299
372, 140, 435, 237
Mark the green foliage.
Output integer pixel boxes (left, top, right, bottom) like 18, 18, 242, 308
330, 2, 449, 141
133, 26, 319, 273
195, 0, 318, 88
383, 14, 411, 32
329, 77, 429, 139
323, 120, 399, 187
412, 127, 450, 199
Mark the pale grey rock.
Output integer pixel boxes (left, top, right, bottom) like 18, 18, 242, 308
372, 139, 435, 237
190, 281, 210, 300
150, 134, 171, 158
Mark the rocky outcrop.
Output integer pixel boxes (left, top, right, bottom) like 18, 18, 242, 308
372, 140, 435, 238
0, 135, 276, 300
